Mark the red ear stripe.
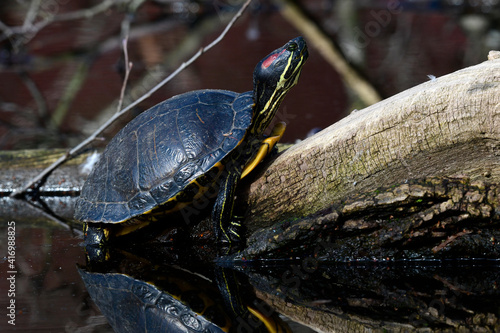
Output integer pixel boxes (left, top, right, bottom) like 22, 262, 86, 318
262, 49, 285, 69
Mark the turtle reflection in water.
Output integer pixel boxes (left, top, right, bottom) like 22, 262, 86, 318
75, 37, 308, 333
78, 251, 290, 333
74, 36, 308, 250
78, 267, 231, 333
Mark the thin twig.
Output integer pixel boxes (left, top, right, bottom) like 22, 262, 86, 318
14, 197, 75, 232
10, 0, 253, 198
22, 0, 41, 30
117, 37, 133, 112
276, 0, 381, 106
432, 229, 473, 253
113, 0, 252, 111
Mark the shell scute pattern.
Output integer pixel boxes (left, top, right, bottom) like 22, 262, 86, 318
102, 203, 129, 223
75, 90, 254, 223
232, 95, 254, 128
128, 192, 157, 217
173, 162, 198, 184
150, 181, 176, 203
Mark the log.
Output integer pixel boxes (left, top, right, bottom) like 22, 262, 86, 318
242, 52, 500, 224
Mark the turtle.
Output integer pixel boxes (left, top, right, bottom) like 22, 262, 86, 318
74, 36, 308, 249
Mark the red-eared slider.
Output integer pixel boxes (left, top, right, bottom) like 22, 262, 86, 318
74, 37, 308, 248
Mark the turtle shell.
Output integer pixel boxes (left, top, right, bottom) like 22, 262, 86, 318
75, 89, 254, 223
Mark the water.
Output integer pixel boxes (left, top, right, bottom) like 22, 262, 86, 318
1, 217, 500, 332
0, 217, 318, 332
0, 223, 90, 332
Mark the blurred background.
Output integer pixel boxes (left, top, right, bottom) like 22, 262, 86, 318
0, 0, 499, 150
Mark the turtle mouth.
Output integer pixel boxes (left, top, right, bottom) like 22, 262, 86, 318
285, 37, 308, 81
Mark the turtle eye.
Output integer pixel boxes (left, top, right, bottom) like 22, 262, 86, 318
287, 42, 298, 51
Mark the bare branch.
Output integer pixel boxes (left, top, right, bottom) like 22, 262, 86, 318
275, 0, 381, 106
117, 37, 133, 113
14, 197, 81, 233
116, 0, 252, 111
432, 230, 473, 253
22, 0, 42, 29
10, 0, 253, 198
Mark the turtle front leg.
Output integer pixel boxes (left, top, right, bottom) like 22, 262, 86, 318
83, 223, 111, 262
83, 223, 109, 247
212, 171, 243, 248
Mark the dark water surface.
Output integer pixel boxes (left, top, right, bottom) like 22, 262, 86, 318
0, 222, 89, 332
1, 216, 500, 332
0, 217, 320, 332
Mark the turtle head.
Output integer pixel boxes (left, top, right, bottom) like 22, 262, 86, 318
251, 36, 308, 134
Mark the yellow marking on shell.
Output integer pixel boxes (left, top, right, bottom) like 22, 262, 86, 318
241, 122, 286, 179
247, 306, 292, 333
114, 221, 151, 237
